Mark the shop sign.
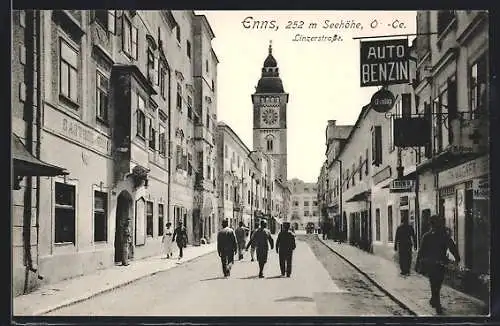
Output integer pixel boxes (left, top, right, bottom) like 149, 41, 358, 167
438, 155, 489, 188
44, 105, 112, 156
390, 180, 414, 193
360, 38, 410, 87
472, 177, 489, 200
370, 89, 395, 113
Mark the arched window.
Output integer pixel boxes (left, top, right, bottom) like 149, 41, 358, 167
267, 138, 273, 152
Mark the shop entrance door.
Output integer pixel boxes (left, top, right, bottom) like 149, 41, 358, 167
465, 189, 474, 269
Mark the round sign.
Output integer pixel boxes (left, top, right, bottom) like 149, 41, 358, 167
370, 89, 396, 113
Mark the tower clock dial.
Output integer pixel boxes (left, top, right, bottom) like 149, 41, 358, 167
261, 107, 279, 126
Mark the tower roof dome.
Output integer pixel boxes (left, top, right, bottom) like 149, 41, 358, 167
255, 40, 284, 94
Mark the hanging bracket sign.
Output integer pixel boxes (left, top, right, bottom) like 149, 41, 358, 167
360, 38, 410, 87
370, 88, 396, 113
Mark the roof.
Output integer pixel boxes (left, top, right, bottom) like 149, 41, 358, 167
256, 77, 284, 93
12, 133, 68, 177
264, 54, 277, 67
331, 126, 353, 139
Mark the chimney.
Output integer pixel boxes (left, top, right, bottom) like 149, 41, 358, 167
328, 120, 336, 126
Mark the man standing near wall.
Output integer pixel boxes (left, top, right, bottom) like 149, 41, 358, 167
395, 215, 417, 276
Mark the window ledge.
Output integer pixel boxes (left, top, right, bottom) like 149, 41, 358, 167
59, 94, 80, 110
54, 242, 75, 247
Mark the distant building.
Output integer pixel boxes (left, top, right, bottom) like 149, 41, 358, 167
288, 178, 319, 230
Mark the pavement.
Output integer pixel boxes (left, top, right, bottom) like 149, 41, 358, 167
13, 242, 217, 316
318, 236, 489, 316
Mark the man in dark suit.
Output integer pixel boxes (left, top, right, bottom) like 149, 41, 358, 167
246, 220, 274, 278
395, 215, 417, 275
276, 222, 296, 277
172, 221, 188, 261
217, 218, 238, 277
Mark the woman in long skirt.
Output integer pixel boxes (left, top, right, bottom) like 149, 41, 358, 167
162, 222, 174, 259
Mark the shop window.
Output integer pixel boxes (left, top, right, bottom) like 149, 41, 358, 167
158, 203, 164, 236
146, 201, 153, 237
59, 38, 79, 103
94, 191, 108, 242
122, 15, 138, 59
54, 182, 76, 244
387, 205, 393, 242
470, 54, 488, 119
375, 208, 381, 241
96, 72, 109, 123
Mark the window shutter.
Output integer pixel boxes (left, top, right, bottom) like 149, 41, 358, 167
402, 93, 412, 118
424, 103, 432, 158
447, 79, 457, 120
375, 126, 382, 165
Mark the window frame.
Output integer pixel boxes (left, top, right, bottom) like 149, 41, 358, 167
93, 190, 108, 243
146, 200, 154, 237
136, 93, 146, 139
54, 180, 77, 245
122, 15, 138, 60
96, 70, 109, 123
59, 37, 79, 104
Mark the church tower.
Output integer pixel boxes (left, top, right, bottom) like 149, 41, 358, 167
252, 41, 289, 181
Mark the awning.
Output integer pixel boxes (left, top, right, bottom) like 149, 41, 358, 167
12, 133, 68, 177
345, 190, 371, 203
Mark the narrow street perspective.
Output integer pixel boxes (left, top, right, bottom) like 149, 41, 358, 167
11, 9, 490, 320
44, 234, 411, 316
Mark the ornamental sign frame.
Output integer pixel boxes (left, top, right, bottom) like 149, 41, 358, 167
360, 38, 410, 87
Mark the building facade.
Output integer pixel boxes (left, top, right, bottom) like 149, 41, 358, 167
215, 122, 288, 234
317, 10, 489, 300
288, 178, 319, 231
11, 10, 218, 296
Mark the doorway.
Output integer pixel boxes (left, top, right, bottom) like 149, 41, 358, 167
465, 189, 474, 269
114, 191, 133, 263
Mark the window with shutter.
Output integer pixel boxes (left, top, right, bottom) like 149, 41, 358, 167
447, 79, 457, 144
372, 126, 382, 166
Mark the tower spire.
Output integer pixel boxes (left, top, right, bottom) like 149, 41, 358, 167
268, 40, 272, 54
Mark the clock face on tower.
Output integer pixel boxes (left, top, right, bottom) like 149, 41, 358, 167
261, 107, 279, 126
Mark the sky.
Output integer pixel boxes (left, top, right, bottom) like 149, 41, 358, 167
197, 11, 417, 183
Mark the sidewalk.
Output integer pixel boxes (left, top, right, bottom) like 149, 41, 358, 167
318, 236, 488, 316
13, 243, 217, 316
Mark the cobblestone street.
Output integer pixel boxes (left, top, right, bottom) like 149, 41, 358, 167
44, 235, 410, 316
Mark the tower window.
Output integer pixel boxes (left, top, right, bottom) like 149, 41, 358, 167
266, 138, 273, 151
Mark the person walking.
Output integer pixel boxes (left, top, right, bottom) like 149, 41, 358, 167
416, 215, 460, 314
276, 222, 296, 277
162, 222, 174, 259
217, 219, 238, 277
246, 220, 274, 278
394, 215, 417, 276
248, 223, 259, 262
235, 221, 249, 260
172, 221, 188, 261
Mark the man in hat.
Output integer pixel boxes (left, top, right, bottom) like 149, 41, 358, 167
235, 221, 249, 260
246, 220, 274, 278
417, 214, 460, 314
217, 218, 238, 277
276, 222, 296, 277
